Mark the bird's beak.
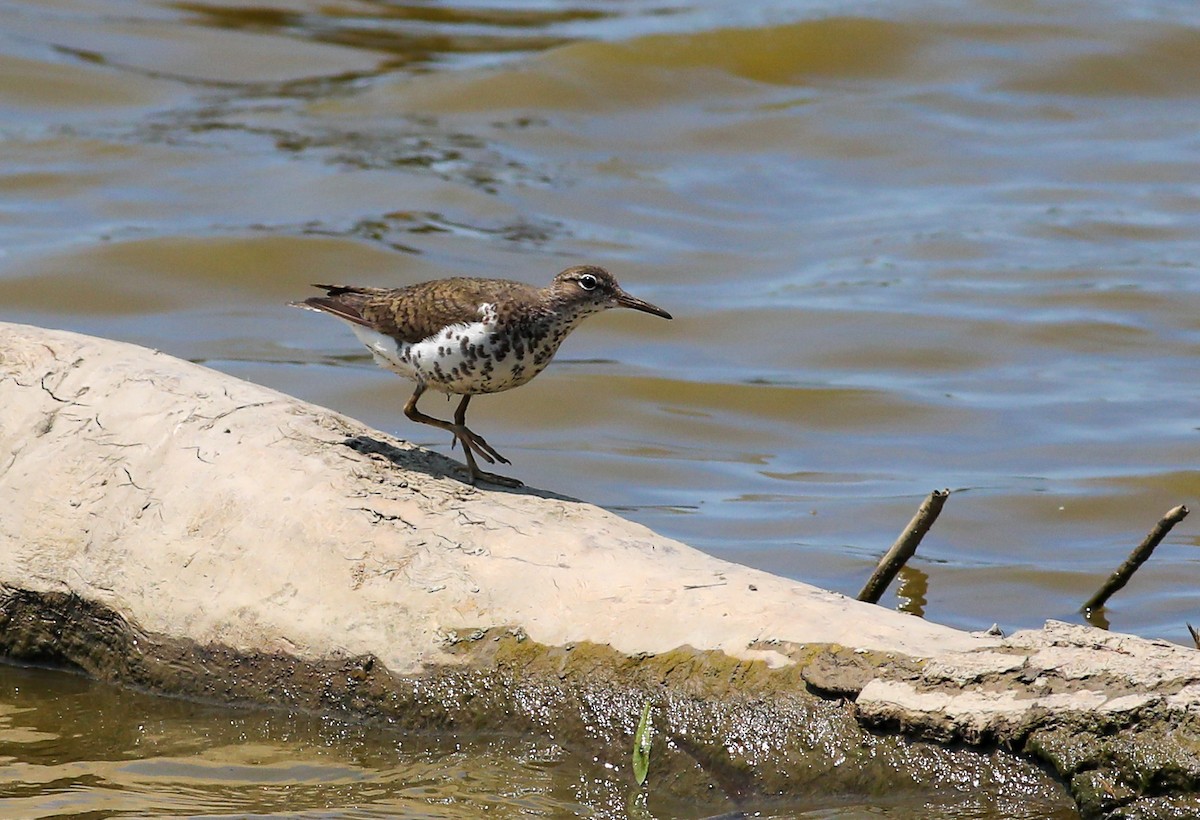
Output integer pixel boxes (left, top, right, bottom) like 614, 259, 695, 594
615, 290, 673, 320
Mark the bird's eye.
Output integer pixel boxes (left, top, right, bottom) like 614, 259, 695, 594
578, 274, 598, 291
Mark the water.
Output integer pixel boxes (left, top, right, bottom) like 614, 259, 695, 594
2, 0, 1199, 814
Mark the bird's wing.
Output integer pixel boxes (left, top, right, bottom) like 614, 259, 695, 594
359, 278, 537, 345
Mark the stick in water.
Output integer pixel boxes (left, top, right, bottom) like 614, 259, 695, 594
858, 489, 950, 604
1082, 505, 1189, 614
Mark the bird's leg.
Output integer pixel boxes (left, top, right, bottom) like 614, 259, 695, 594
403, 386, 521, 488
453, 395, 510, 465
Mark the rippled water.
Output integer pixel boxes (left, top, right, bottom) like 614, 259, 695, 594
2, 0, 1199, 814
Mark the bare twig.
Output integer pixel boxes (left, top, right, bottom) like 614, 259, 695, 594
858, 489, 950, 604
1187, 623, 1200, 651
1082, 505, 1189, 613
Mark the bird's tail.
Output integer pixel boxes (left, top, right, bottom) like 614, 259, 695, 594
288, 284, 380, 327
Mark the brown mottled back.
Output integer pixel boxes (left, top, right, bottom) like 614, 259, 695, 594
299, 278, 544, 345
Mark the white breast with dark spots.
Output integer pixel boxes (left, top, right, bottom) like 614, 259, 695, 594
349, 303, 576, 395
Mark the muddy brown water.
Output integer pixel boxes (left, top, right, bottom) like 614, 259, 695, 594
1, 0, 1198, 815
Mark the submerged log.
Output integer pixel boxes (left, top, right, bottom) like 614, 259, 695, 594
0, 322, 1196, 819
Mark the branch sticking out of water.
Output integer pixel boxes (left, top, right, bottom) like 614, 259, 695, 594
858, 489, 950, 605
1082, 505, 1189, 615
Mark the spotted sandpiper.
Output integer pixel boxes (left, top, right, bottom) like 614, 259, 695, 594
291, 265, 672, 488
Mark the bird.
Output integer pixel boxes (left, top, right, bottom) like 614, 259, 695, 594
291, 265, 672, 488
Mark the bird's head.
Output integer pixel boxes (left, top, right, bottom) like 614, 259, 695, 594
549, 265, 673, 320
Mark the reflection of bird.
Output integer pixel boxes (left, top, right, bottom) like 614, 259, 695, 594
292, 266, 672, 487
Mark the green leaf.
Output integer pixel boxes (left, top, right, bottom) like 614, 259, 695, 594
632, 699, 653, 786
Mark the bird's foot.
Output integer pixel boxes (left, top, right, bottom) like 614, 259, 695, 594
452, 426, 511, 466
451, 426, 520, 488
464, 466, 524, 489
